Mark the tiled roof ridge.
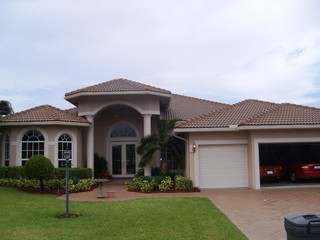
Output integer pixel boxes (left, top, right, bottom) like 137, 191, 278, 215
0, 104, 89, 124
172, 93, 230, 106
280, 102, 320, 110
176, 104, 232, 127
234, 99, 281, 126
175, 98, 282, 128
242, 101, 320, 126
65, 78, 171, 96
12, 104, 60, 119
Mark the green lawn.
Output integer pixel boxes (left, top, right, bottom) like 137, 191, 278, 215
0, 188, 248, 240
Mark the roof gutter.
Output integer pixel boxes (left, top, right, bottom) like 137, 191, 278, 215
65, 90, 172, 100
0, 121, 91, 127
174, 124, 320, 133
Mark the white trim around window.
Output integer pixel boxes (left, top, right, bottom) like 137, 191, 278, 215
16, 128, 49, 166
54, 130, 77, 168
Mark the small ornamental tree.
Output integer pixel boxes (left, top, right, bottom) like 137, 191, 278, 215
24, 155, 54, 192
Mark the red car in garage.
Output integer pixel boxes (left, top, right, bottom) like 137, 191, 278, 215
285, 159, 320, 182
260, 164, 284, 181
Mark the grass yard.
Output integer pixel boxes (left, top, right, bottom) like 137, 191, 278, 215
0, 188, 248, 240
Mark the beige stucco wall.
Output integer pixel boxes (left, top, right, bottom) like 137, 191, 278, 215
248, 128, 320, 189
94, 105, 143, 160
4, 125, 85, 167
75, 95, 161, 116
184, 128, 320, 189
92, 105, 159, 170
185, 131, 249, 181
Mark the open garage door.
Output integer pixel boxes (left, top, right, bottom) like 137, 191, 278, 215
199, 144, 248, 188
259, 142, 320, 184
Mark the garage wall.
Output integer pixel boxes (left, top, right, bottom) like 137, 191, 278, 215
249, 129, 320, 189
198, 143, 248, 188
185, 131, 249, 188
186, 131, 249, 182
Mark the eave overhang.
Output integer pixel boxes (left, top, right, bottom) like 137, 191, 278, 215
0, 121, 91, 127
174, 124, 320, 133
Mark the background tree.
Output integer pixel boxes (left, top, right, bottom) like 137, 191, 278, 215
137, 118, 185, 174
0, 100, 14, 116
24, 155, 54, 192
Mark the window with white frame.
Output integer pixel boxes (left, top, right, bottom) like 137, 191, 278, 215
21, 130, 45, 165
4, 135, 10, 166
58, 133, 72, 168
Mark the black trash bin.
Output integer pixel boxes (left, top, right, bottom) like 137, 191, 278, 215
284, 214, 320, 240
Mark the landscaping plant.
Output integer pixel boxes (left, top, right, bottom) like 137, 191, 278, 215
24, 155, 54, 192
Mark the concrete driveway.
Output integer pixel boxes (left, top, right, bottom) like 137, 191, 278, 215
201, 187, 320, 240
62, 183, 320, 240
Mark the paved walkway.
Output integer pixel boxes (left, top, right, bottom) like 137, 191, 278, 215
58, 181, 320, 240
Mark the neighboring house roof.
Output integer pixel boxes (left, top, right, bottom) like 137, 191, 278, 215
176, 99, 320, 129
161, 94, 229, 121
0, 105, 89, 125
65, 78, 172, 97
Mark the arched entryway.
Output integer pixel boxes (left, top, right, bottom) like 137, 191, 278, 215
108, 122, 139, 177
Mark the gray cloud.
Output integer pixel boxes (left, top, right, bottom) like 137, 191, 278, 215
0, 0, 319, 112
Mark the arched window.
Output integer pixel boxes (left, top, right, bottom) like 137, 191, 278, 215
4, 135, 10, 166
111, 123, 137, 138
21, 130, 45, 165
58, 133, 72, 168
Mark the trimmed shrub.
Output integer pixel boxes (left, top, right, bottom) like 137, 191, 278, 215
139, 179, 155, 193
175, 175, 193, 190
0, 178, 94, 193
0, 166, 25, 179
124, 181, 140, 191
24, 155, 54, 191
158, 176, 174, 192
125, 177, 156, 192
69, 179, 95, 193
46, 179, 65, 190
152, 176, 167, 189
53, 168, 92, 180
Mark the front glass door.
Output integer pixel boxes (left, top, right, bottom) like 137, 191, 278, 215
111, 143, 136, 177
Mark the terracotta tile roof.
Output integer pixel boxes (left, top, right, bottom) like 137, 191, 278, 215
177, 99, 320, 128
65, 78, 171, 96
161, 94, 229, 120
0, 105, 89, 124
243, 103, 320, 126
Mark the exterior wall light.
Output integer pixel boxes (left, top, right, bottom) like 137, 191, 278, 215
193, 144, 196, 153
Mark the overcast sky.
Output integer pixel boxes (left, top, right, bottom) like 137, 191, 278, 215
0, 0, 319, 112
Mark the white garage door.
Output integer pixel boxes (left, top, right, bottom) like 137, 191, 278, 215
199, 144, 248, 188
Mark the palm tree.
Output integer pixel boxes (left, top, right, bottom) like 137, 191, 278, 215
0, 100, 14, 116
137, 118, 185, 174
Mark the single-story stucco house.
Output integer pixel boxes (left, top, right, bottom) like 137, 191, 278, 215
1, 78, 320, 189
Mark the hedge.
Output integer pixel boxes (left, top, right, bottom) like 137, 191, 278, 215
125, 175, 194, 192
0, 178, 95, 193
0, 166, 92, 180
0, 166, 24, 179
53, 168, 92, 180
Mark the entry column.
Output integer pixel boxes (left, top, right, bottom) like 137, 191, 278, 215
143, 114, 152, 176
86, 115, 94, 175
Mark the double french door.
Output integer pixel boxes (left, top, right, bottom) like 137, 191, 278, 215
111, 142, 137, 177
